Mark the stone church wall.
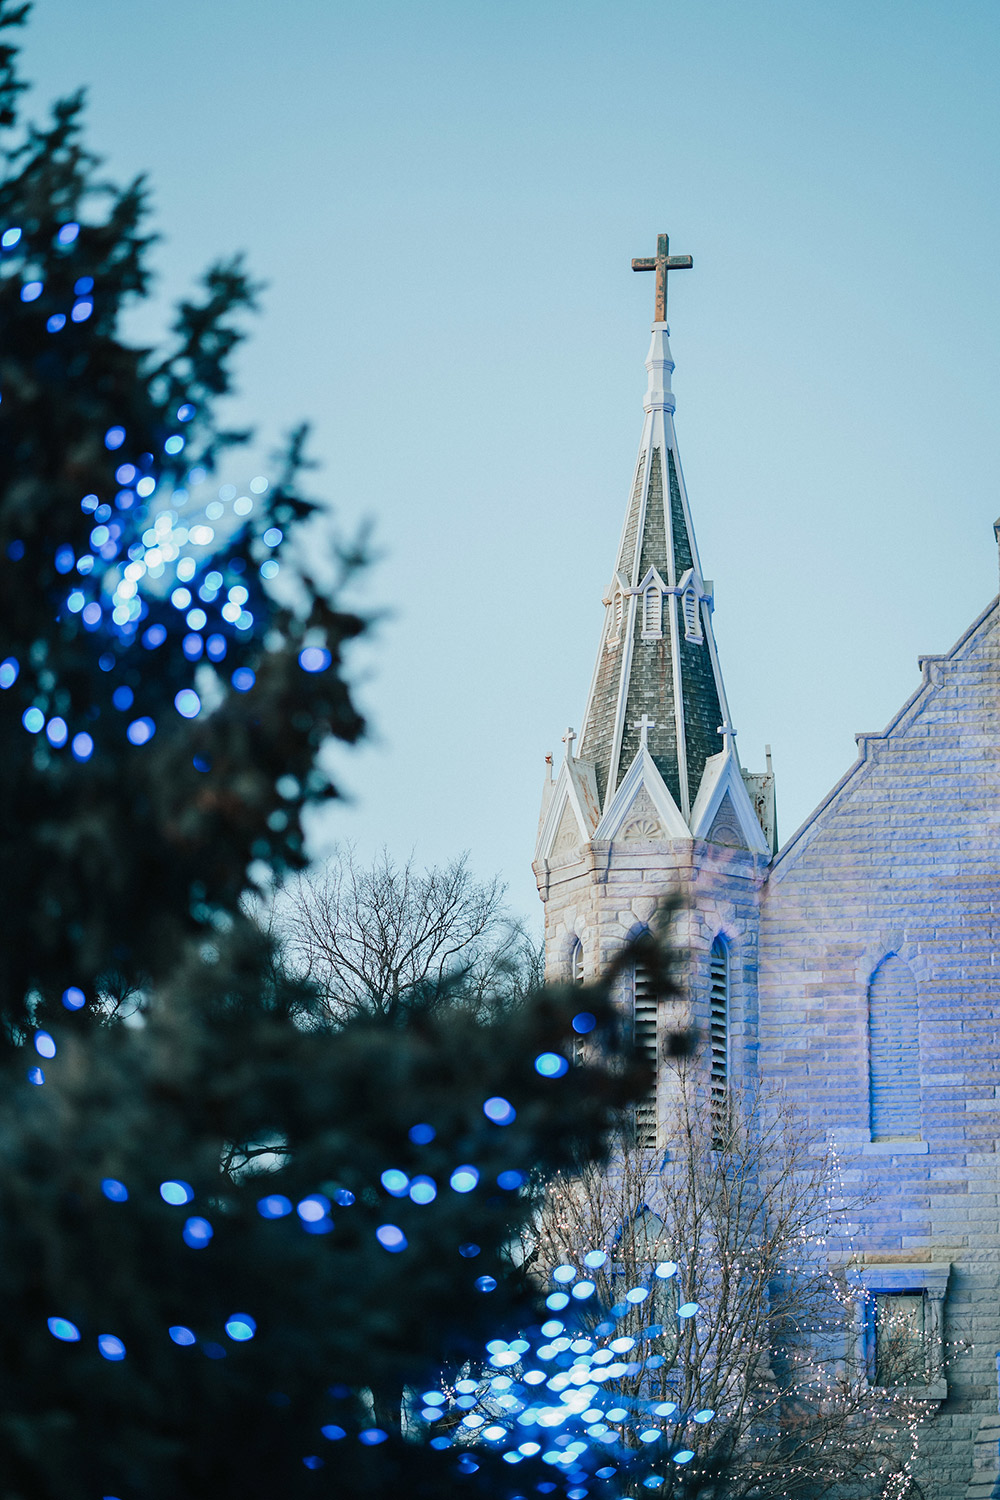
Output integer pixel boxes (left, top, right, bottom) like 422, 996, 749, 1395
758, 601, 1000, 1498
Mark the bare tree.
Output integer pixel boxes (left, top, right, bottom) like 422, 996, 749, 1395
526, 1072, 929, 1499
281, 845, 541, 1022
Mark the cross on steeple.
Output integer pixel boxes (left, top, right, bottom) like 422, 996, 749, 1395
562, 726, 577, 758
633, 714, 656, 749
631, 232, 693, 324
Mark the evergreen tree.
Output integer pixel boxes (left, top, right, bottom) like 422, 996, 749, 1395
0, 9, 653, 1499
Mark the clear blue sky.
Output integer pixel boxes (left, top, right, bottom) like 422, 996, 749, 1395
23, 0, 1000, 924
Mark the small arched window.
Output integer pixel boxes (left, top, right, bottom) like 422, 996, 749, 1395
709, 937, 729, 1146
614, 589, 624, 637
633, 956, 658, 1147
868, 955, 920, 1140
642, 585, 662, 638
571, 939, 584, 987
683, 584, 702, 642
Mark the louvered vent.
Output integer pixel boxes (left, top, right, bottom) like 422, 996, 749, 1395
614, 589, 624, 638
634, 960, 658, 1147
571, 941, 586, 1063
643, 585, 662, 637
683, 585, 701, 641
571, 942, 584, 986
709, 938, 729, 1147
869, 955, 920, 1140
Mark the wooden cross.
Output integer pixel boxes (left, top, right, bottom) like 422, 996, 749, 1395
633, 714, 656, 749
631, 232, 693, 324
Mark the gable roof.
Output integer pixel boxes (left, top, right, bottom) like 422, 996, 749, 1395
769, 596, 999, 877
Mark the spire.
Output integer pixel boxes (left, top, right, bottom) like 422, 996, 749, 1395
578, 240, 736, 826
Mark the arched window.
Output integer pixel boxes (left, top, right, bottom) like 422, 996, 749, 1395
613, 588, 624, 640
571, 939, 584, 987
683, 584, 702, 642
709, 937, 729, 1146
571, 939, 586, 1064
642, 584, 662, 638
868, 955, 920, 1140
633, 957, 658, 1147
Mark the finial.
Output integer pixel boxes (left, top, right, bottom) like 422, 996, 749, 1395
562, 727, 577, 759
717, 719, 737, 753
633, 713, 656, 750
632, 231, 693, 323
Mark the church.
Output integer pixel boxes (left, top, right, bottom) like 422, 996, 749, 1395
533, 235, 1000, 1499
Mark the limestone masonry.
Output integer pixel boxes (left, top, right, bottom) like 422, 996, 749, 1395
533, 303, 1000, 1499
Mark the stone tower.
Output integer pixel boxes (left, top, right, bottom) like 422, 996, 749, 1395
533, 290, 774, 1143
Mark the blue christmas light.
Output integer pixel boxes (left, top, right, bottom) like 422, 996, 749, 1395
127, 717, 155, 745
74, 277, 93, 295
22, 708, 43, 734
375, 1224, 407, 1253
104, 426, 125, 450
449, 1165, 479, 1193
183, 1216, 213, 1248
483, 1095, 516, 1125
182, 633, 203, 660
98, 1335, 126, 1361
380, 1169, 409, 1197
21, 280, 42, 301
169, 1326, 196, 1346
45, 717, 68, 748
296, 1195, 330, 1223
206, 633, 227, 661
159, 1180, 194, 1206
408, 1123, 435, 1144
408, 1175, 437, 1204
257, 1194, 293, 1219
535, 1052, 569, 1078
224, 1314, 256, 1342
71, 300, 92, 323
2, 226, 21, 247
298, 646, 331, 673
71, 733, 94, 762
47, 313, 65, 333
174, 689, 201, 719
231, 667, 255, 692
62, 987, 86, 1010
34, 1031, 56, 1059
164, 435, 185, 455
358, 1429, 387, 1446
142, 624, 167, 649
101, 1178, 128, 1202
47, 1317, 80, 1342
572, 1011, 596, 1033
321, 1425, 346, 1441
0, 657, 18, 688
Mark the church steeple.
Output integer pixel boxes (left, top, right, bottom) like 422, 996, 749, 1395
578, 315, 735, 821
535, 234, 772, 875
